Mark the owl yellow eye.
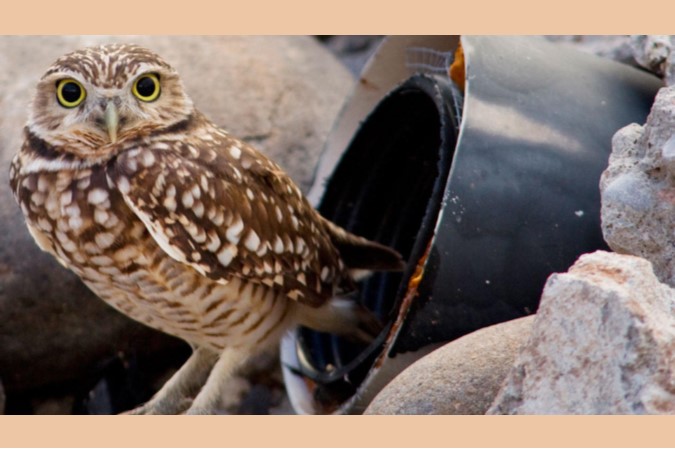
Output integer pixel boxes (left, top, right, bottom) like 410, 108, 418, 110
56, 79, 86, 108
132, 73, 161, 102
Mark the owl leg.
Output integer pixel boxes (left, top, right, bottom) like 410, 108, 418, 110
127, 346, 218, 415
184, 347, 248, 415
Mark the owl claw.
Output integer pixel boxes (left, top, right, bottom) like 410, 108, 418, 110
122, 396, 194, 415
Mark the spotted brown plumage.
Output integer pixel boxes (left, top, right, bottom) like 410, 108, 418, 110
9, 43, 403, 414
108, 118, 345, 307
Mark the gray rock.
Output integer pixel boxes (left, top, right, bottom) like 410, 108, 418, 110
555, 35, 675, 86
631, 36, 671, 74
545, 35, 636, 66
0, 36, 353, 400
544, 35, 675, 82
626, 35, 675, 86
630, 35, 675, 84
364, 316, 534, 415
488, 251, 675, 414
600, 86, 675, 287
321, 36, 384, 75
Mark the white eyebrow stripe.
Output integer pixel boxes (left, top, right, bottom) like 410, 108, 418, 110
21, 156, 94, 174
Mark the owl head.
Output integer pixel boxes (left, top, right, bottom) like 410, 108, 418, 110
27, 44, 194, 161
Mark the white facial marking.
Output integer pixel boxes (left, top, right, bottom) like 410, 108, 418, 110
87, 188, 109, 205
22, 156, 88, 175
126, 158, 138, 172
91, 255, 113, 266
141, 151, 156, 167
295, 237, 306, 255
229, 146, 242, 160
181, 191, 194, 208
94, 208, 108, 225
193, 201, 205, 218
59, 190, 72, 207
95, 232, 116, 249
226, 217, 244, 244
211, 211, 225, 226
153, 142, 170, 151
117, 176, 131, 194
31, 191, 45, 206
273, 236, 284, 254
64, 204, 80, 218
232, 167, 242, 181
205, 232, 221, 252
37, 175, 49, 192
114, 246, 138, 262
191, 184, 201, 199
77, 177, 91, 190
37, 216, 52, 232
217, 244, 237, 267
163, 196, 177, 212
68, 215, 83, 230
244, 230, 261, 252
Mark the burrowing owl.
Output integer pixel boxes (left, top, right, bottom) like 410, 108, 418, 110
9, 44, 403, 414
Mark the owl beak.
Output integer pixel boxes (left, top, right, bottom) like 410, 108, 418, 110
104, 101, 119, 144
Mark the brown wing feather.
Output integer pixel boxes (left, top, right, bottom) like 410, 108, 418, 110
107, 125, 343, 307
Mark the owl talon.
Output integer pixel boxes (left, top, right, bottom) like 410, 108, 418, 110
125, 395, 194, 415
184, 406, 217, 415
124, 397, 194, 415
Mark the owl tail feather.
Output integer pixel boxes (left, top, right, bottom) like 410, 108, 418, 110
321, 218, 405, 272
296, 297, 383, 343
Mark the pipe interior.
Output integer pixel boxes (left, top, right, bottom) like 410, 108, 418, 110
297, 77, 459, 411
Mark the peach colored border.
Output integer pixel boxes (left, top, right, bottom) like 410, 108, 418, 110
1, 416, 675, 447
3, 1, 675, 448
1, 0, 673, 34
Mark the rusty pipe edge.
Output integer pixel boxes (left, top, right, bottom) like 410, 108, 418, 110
281, 35, 663, 415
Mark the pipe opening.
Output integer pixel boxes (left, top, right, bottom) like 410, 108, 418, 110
294, 75, 462, 411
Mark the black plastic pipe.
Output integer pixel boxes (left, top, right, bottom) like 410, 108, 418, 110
282, 36, 663, 414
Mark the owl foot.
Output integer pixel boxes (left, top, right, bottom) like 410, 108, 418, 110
121, 346, 218, 415
121, 346, 246, 415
